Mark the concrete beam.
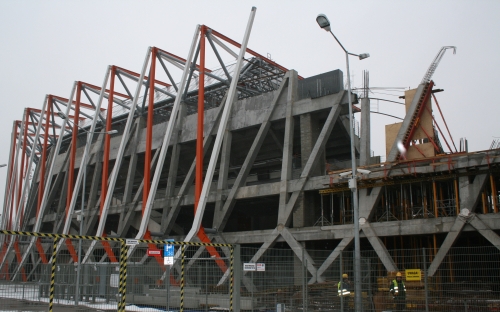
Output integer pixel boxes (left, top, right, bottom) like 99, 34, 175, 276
468, 214, 500, 248
278, 93, 344, 226
427, 216, 467, 276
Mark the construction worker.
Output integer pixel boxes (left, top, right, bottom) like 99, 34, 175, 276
338, 273, 352, 311
389, 272, 406, 312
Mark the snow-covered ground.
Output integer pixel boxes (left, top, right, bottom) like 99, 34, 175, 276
0, 283, 173, 311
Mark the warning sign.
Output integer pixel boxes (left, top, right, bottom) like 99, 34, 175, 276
405, 269, 421, 281
244, 263, 256, 271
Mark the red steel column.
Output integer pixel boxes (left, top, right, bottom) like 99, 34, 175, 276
64, 85, 83, 263
99, 68, 118, 263
35, 97, 53, 264
142, 48, 157, 217
193, 27, 227, 272
16, 110, 29, 227
195, 27, 206, 213
5, 121, 19, 230
38, 97, 52, 216
101, 69, 116, 216
67, 85, 82, 210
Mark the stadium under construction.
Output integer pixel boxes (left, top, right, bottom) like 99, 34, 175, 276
1, 7, 500, 311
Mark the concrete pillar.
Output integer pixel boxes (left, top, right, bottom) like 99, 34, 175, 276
359, 97, 371, 166
214, 130, 232, 227
293, 113, 324, 228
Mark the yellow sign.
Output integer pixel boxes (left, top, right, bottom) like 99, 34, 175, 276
405, 269, 421, 281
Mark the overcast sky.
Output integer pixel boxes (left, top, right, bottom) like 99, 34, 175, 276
1, 1, 499, 223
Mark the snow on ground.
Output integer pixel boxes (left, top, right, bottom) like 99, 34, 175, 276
0, 283, 172, 311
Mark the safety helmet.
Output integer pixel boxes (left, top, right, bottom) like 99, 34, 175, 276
396, 272, 402, 277
342, 273, 348, 278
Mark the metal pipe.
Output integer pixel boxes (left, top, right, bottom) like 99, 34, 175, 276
134, 31, 198, 241
101, 68, 115, 217
91, 48, 151, 248
183, 7, 257, 244
37, 101, 52, 218
196, 27, 206, 213
16, 110, 29, 220
339, 37, 362, 312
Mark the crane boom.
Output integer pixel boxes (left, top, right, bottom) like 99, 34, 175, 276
421, 46, 456, 84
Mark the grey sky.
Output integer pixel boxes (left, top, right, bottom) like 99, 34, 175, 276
1, 1, 499, 222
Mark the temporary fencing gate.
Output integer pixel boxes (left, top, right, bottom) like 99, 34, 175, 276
0, 230, 236, 312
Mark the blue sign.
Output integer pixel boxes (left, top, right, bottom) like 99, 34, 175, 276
164, 239, 175, 257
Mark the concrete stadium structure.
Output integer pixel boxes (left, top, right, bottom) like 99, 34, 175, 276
1, 16, 500, 294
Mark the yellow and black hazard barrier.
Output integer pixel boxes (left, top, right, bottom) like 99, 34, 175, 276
180, 245, 186, 312
118, 240, 128, 312
48, 238, 58, 312
0, 229, 235, 312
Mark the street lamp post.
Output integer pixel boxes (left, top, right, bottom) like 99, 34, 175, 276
57, 111, 117, 305
317, 13, 370, 312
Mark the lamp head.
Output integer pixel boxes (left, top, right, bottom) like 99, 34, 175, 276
358, 53, 370, 60
316, 14, 331, 32
107, 130, 118, 135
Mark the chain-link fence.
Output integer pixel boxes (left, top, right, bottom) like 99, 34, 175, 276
1, 229, 500, 312
0, 230, 236, 312
237, 246, 500, 312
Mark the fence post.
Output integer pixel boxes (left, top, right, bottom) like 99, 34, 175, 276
233, 245, 241, 312
118, 240, 128, 312
423, 248, 429, 312
340, 251, 344, 312
302, 249, 306, 312
48, 237, 58, 312
180, 245, 185, 312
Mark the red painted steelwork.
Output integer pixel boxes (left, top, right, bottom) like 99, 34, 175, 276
52, 95, 98, 111
34, 97, 52, 264
5, 121, 19, 230
142, 48, 157, 217
194, 27, 227, 273
99, 67, 119, 262
100, 232, 118, 263
64, 84, 82, 263
195, 27, 206, 211
13, 241, 26, 282
35, 239, 48, 264
16, 110, 30, 227
403, 81, 435, 156
432, 93, 458, 153
81, 82, 131, 100
115, 66, 171, 88
209, 28, 303, 80
66, 84, 82, 212
157, 48, 212, 73
37, 97, 52, 217
100, 68, 116, 217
